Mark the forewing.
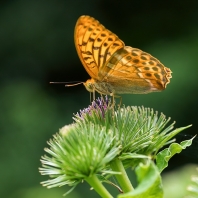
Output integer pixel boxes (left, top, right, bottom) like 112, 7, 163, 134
74, 15, 125, 80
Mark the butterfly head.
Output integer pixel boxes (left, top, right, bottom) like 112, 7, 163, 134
83, 79, 95, 93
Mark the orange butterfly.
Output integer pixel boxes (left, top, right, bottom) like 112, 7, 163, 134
74, 15, 172, 97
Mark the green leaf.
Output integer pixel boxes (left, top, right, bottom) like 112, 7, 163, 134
118, 161, 163, 198
156, 136, 195, 173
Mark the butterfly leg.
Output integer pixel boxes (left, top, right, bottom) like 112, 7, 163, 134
100, 94, 104, 103
110, 93, 119, 107
111, 94, 122, 107
93, 90, 95, 101
89, 90, 96, 103
89, 92, 92, 103
117, 95, 122, 107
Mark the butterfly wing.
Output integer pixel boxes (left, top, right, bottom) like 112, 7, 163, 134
98, 46, 172, 94
75, 15, 172, 95
74, 15, 124, 80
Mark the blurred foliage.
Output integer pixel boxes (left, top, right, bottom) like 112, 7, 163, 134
1, 0, 198, 197
163, 164, 198, 198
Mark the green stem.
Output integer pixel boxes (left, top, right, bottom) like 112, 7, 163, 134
85, 174, 113, 198
110, 158, 134, 193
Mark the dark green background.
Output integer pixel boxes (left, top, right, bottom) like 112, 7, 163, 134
1, 0, 198, 197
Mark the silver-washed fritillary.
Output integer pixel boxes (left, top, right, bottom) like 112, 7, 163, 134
74, 15, 172, 96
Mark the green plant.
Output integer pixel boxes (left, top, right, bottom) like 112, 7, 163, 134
39, 96, 193, 198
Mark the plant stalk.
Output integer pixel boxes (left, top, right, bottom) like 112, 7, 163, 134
110, 158, 134, 193
85, 174, 113, 198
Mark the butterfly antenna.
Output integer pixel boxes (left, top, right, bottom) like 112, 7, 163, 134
49, 81, 83, 87
65, 82, 83, 87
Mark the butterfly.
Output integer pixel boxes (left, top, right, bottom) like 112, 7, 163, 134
74, 15, 172, 98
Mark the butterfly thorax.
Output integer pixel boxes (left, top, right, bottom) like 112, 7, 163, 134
84, 79, 114, 95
